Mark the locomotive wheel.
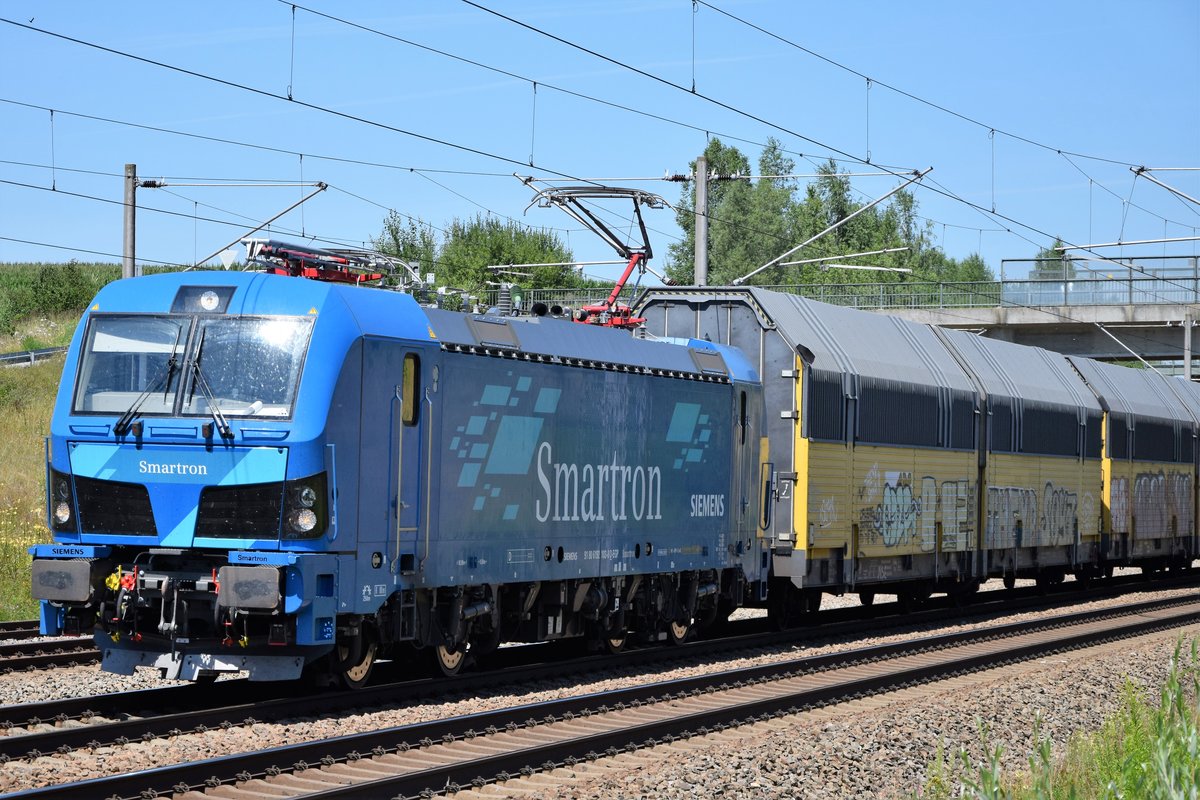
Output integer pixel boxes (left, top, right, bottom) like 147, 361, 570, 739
668, 619, 691, 646
604, 630, 628, 654
336, 636, 377, 690
434, 643, 467, 676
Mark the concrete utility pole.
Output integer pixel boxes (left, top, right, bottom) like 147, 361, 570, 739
694, 155, 708, 287
122, 163, 139, 279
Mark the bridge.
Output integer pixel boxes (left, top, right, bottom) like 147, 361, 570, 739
791, 274, 1200, 370
495, 256, 1200, 377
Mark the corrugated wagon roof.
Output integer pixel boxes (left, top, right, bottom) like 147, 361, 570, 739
1068, 355, 1194, 422
745, 288, 976, 392
938, 328, 1100, 411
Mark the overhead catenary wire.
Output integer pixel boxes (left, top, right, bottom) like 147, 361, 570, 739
0, 176, 405, 263
0, 17, 607, 190
458, 1, 1200, 301
694, 0, 1144, 169
0, 234, 185, 267
5, 10, 1196, 338
5, 7, 1189, 263
0, 101, 1006, 247
284, 0, 1170, 249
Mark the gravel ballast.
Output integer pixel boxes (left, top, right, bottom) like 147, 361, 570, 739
1, 581, 1197, 797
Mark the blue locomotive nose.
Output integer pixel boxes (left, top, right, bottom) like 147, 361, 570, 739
65, 442, 289, 547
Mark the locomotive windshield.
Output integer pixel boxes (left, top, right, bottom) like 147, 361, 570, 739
73, 314, 313, 419
73, 315, 189, 415
180, 317, 312, 419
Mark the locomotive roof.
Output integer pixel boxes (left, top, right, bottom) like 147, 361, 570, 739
423, 307, 757, 383
91, 273, 751, 382
88, 270, 424, 334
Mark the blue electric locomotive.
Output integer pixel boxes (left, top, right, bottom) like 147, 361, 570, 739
31, 269, 768, 685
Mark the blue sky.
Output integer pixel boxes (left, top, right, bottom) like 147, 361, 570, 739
1, 1, 1197, 283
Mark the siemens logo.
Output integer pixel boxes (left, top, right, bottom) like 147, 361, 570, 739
690, 494, 725, 518
139, 460, 208, 476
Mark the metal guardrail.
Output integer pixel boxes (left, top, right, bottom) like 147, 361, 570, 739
483, 276, 1200, 314
0, 346, 67, 367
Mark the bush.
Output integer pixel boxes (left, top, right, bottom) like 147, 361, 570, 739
0, 263, 118, 335
923, 639, 1200, 799
0, 279, 38, 336
34, 263, 99, 314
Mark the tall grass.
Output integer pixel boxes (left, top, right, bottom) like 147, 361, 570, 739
0, 263, 107, 620
920, 638, 1200, 799
0, 357, 63, 620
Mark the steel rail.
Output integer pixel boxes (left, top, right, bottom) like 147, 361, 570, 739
1, 572, 1196, 761
0, 620, 41, 641
8, 594, 1199, 799
0, 640, 98, 673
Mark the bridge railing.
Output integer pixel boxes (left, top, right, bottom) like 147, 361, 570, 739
479, 275, 1200, 313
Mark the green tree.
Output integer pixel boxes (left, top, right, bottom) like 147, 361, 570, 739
1030, 238, 1075, 280
667, 148, 993, 287
667, 137, 798, 285
947, 253, 994, 282
438, 215, 577, 293
373, 211, 438, 286
374, 212, 577, 296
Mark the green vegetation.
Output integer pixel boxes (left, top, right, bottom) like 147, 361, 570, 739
0, 262, 118, 336
665, 138, 996, 287
0, 263, 110, 620
375, 212, 590, 298
0, 355, 64, 621
920, 639, 1200, 799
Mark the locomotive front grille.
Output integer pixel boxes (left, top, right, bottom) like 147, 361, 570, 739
196, 482, 284, 538
74, 475, 158, 536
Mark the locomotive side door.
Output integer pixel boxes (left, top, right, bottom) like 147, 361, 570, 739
391, 350, 423, 575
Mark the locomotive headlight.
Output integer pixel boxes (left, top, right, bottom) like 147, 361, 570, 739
288, 508, 318, 533
48, 469, 77, 533
297, 485, 317, 508
282, 472, 328, 539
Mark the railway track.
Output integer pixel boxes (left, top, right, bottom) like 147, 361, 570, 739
1, 573, 1197, 764
5, 590, 1200, 799
0, 620, 41, 642
0, 569, 1186, 680
0, 638, 98, 673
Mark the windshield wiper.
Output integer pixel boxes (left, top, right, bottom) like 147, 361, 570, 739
188, 327, 233, 440
113, 325, 183, 437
